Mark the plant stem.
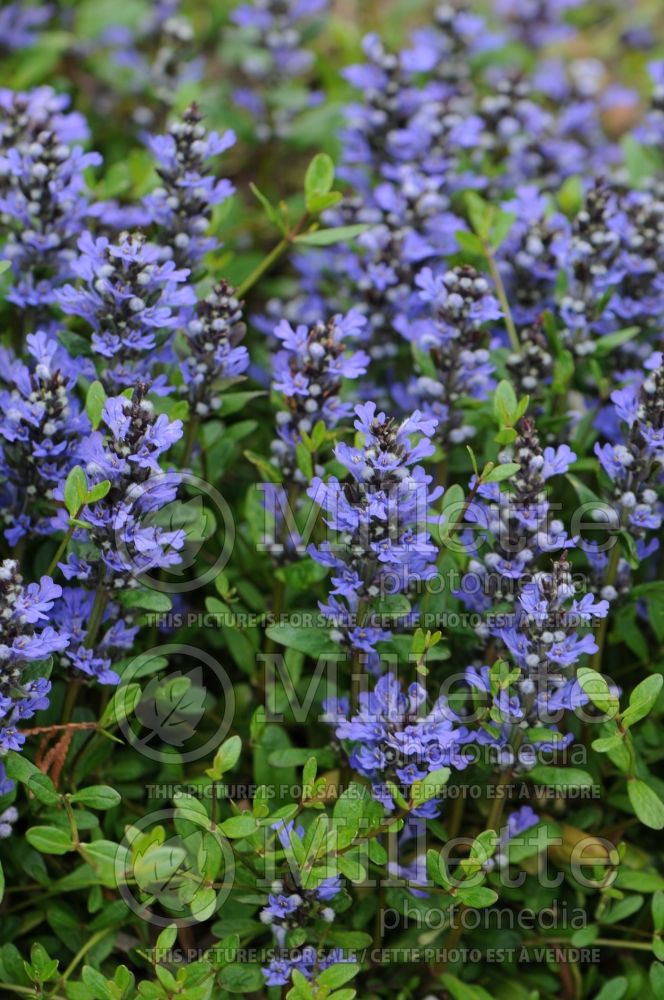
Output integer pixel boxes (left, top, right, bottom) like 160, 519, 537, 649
484, 244, 521, 353
61, 928, 115, 982
236, 213, 309, 299
46, 523, 75, 578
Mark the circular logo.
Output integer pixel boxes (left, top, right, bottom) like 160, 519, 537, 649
117, 644, 235, 763
115, 806, 235, 927
115, 471, 236, 593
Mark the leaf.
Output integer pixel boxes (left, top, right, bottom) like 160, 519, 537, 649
594, 327, 639, 358
493, 380, 518, 426
218, 963, 264, 993
622, 674, 663, 728
70, 786, 121, 810
294, 224, 370, 246
85, 381, 107, 430
577, 667, 619, 715
26, 826, 74, 855
249, 182, 284, 232
651, 962, 664, 994
219, 815, 258, 839
440, 973, 496, 1000
64, 466, 88, 517
456, 886, 498, 908
304, 153, 335, 213
5, 752, 60, 805
483, 462, 521, 483
85, 480, 111, 504
264, 622, 338, 656
134, 668, 206, 748
628, 779, 664, 830
530, 765, 593, 789
317, 964, 360, 989
455, 230, 485, 257
410, 767, 451, 806
206, 735, 242, 779
593, 977, 628, 1000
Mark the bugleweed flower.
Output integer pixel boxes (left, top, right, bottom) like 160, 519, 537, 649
559, 180, 664, 356
56, 231, 195, 393
0, 4, 52, 51
395, 265, 499, 446
260, 818, 344, 987
634, 62, 664, 149
495, 0, 581, 47
326, 674, 467, 817
145, 104, 236, 270
497, 185, 570, 327
459, 418, 575, 621
500, 554, 608, 699
594, 353, 664, 565
0, 86, 100, 311
505, 318, 554, 399
180, 281, 250, 419
0, 332, 90, 544
104, 1, 201, 127
65, 382, 185, 583
263, 947, 348, 989
230, 0, 328, 142
309, 404, 441, 662
462, 555, 605, 763
271, 311, 369, 481
50, 588, 138, 686
56, 384, 184, 683
0, 560, 68, 791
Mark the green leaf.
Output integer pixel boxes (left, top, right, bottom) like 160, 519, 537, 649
577, 667, 619, 715
85, 381, 107, 430
593, 977, 628, 1000
219, 815, 259, 839
653, 890, 664, 932
218, 963, 264, 993
64, 466, 88, 517
628, 779, 664, 830
441, 973, 496, 1000
26, 826, 74, 855
457, 886, 498, 908
455, 230, 485, 257
493, 379, 518, 426
5, 752, 60, 805
85, 480, 111, 504
483, 462, 521, 483
410, 767, 451, 806
593, 327, 639, 358
264, 622, 338, 656
249, 182, 284, 232
530, 765, 594, 789
294, 224, 370, 246
558, 175, 583, 218
651, 963, 664, 997
317, 964, 361, 989
206, 735, 242, 779
70, 786, 121, 810
304, 153, 335, 213
622, 674, 663, 729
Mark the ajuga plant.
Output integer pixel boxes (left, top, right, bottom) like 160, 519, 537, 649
2, 4, 664, 1000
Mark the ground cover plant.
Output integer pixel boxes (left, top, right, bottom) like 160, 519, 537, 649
1, 1, 664, 998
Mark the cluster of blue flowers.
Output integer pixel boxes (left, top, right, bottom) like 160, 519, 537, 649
309, 403, 441, 664
229, 0, 328, 142
260, 818, 345, 986
0, 560, 67, 788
